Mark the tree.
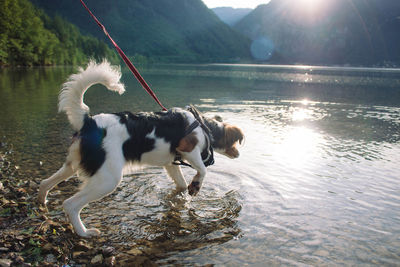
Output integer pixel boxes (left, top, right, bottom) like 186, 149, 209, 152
0, 0, 117, 66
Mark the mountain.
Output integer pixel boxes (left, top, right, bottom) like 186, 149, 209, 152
212, 7, 252, 26
30, 0, 251, 63
235, 0, 400, 66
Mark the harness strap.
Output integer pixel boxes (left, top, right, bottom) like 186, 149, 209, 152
173, 118, 214, 168
185, 120, 200, 136
185, 106, 215, 167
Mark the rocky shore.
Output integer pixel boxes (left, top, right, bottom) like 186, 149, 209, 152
0, 142, 157, 267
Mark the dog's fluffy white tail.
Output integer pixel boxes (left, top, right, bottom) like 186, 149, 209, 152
59, 60, 125, 131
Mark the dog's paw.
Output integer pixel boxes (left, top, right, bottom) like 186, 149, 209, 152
188, 181, 200, 196
81, 228, 101, 238
175, 184, 188, 193
37, 193, 48, 206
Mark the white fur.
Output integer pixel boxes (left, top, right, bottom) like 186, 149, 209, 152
38, 60, 210, 238
59, 60, 125, 131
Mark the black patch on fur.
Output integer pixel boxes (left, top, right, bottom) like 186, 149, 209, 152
78, 115, 107, 176
114, 110, 188, 162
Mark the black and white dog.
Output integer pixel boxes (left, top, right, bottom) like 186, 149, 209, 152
38, 60, 244, 237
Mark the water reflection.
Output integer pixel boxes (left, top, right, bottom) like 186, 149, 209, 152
73, 172, 242, 261
278, 126, 322, 168
1, 64, 400, 265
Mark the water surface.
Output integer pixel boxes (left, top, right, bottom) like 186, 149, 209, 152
1, 64, 400, 265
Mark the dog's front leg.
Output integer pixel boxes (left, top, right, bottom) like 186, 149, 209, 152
181, 149, 206, 196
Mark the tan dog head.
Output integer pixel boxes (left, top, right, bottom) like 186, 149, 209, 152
203, 113, 244, 159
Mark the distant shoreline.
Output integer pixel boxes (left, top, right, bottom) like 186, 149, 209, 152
2, 62, 400, 72
210, 63, 400, 73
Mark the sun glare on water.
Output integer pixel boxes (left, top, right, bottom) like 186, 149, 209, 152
279, 126, 322, 168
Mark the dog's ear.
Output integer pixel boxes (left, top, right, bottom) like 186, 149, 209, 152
224, 125, 244, 146
177, 133, 198, 152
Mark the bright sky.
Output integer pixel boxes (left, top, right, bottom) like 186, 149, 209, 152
202, 0, 271, 9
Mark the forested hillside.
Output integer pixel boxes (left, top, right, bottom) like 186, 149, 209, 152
235, 0, 400, 66
30, 0, 251, 63
212, 7, 252, 26
0, 0, 117, 66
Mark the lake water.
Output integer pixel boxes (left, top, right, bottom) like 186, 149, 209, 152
1, 64, 400, 266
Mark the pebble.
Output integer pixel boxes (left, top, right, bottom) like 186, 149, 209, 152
104, 256, 116, 266
91, 254, 103, 265
101, 246, 115, 256
14, 256, 25, 264
75, 241, 92, 251
72, 251, 86, 258
126, 248, 142, 255
28, 180, 38, 190
314, 249, 329, 257
0, 259, 12, 267
45, 254, 56, 263
42, 243, 53, 252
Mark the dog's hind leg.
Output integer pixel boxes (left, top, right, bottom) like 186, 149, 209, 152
164, 164, 187, 191
63, 166, 123, 237
38, 163, 75, 205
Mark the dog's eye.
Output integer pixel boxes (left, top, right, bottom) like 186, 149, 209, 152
214, 115, 223, 122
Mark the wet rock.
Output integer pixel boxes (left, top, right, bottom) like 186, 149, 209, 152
119, 256, 157, 267
314, 249, 329, 257
101, 246, 115, 256
28, 180, 38, 190
126, 248, 142, 256
1, 198, 10, 205
42, 243, 53, 252
72, 251, 86, 259
0, 259, 12, 267
45, 254, 56, 263
104, 256, 116, 266
97, 237, 107, 243
91, 254, 103, 265
143, 247, 164, 255
74, 257, 90, 265
74, 241, 92, 252
14, 256, 25, 264
5, 252, 16, 261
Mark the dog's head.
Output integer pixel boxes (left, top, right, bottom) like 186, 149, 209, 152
207, 116, 244, 159
188, 106, 244, 159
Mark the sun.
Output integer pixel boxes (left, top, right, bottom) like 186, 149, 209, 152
299, 0, 321, 6
298, 0, 322, 12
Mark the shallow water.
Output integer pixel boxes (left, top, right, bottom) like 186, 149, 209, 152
1, 64, 400, 265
